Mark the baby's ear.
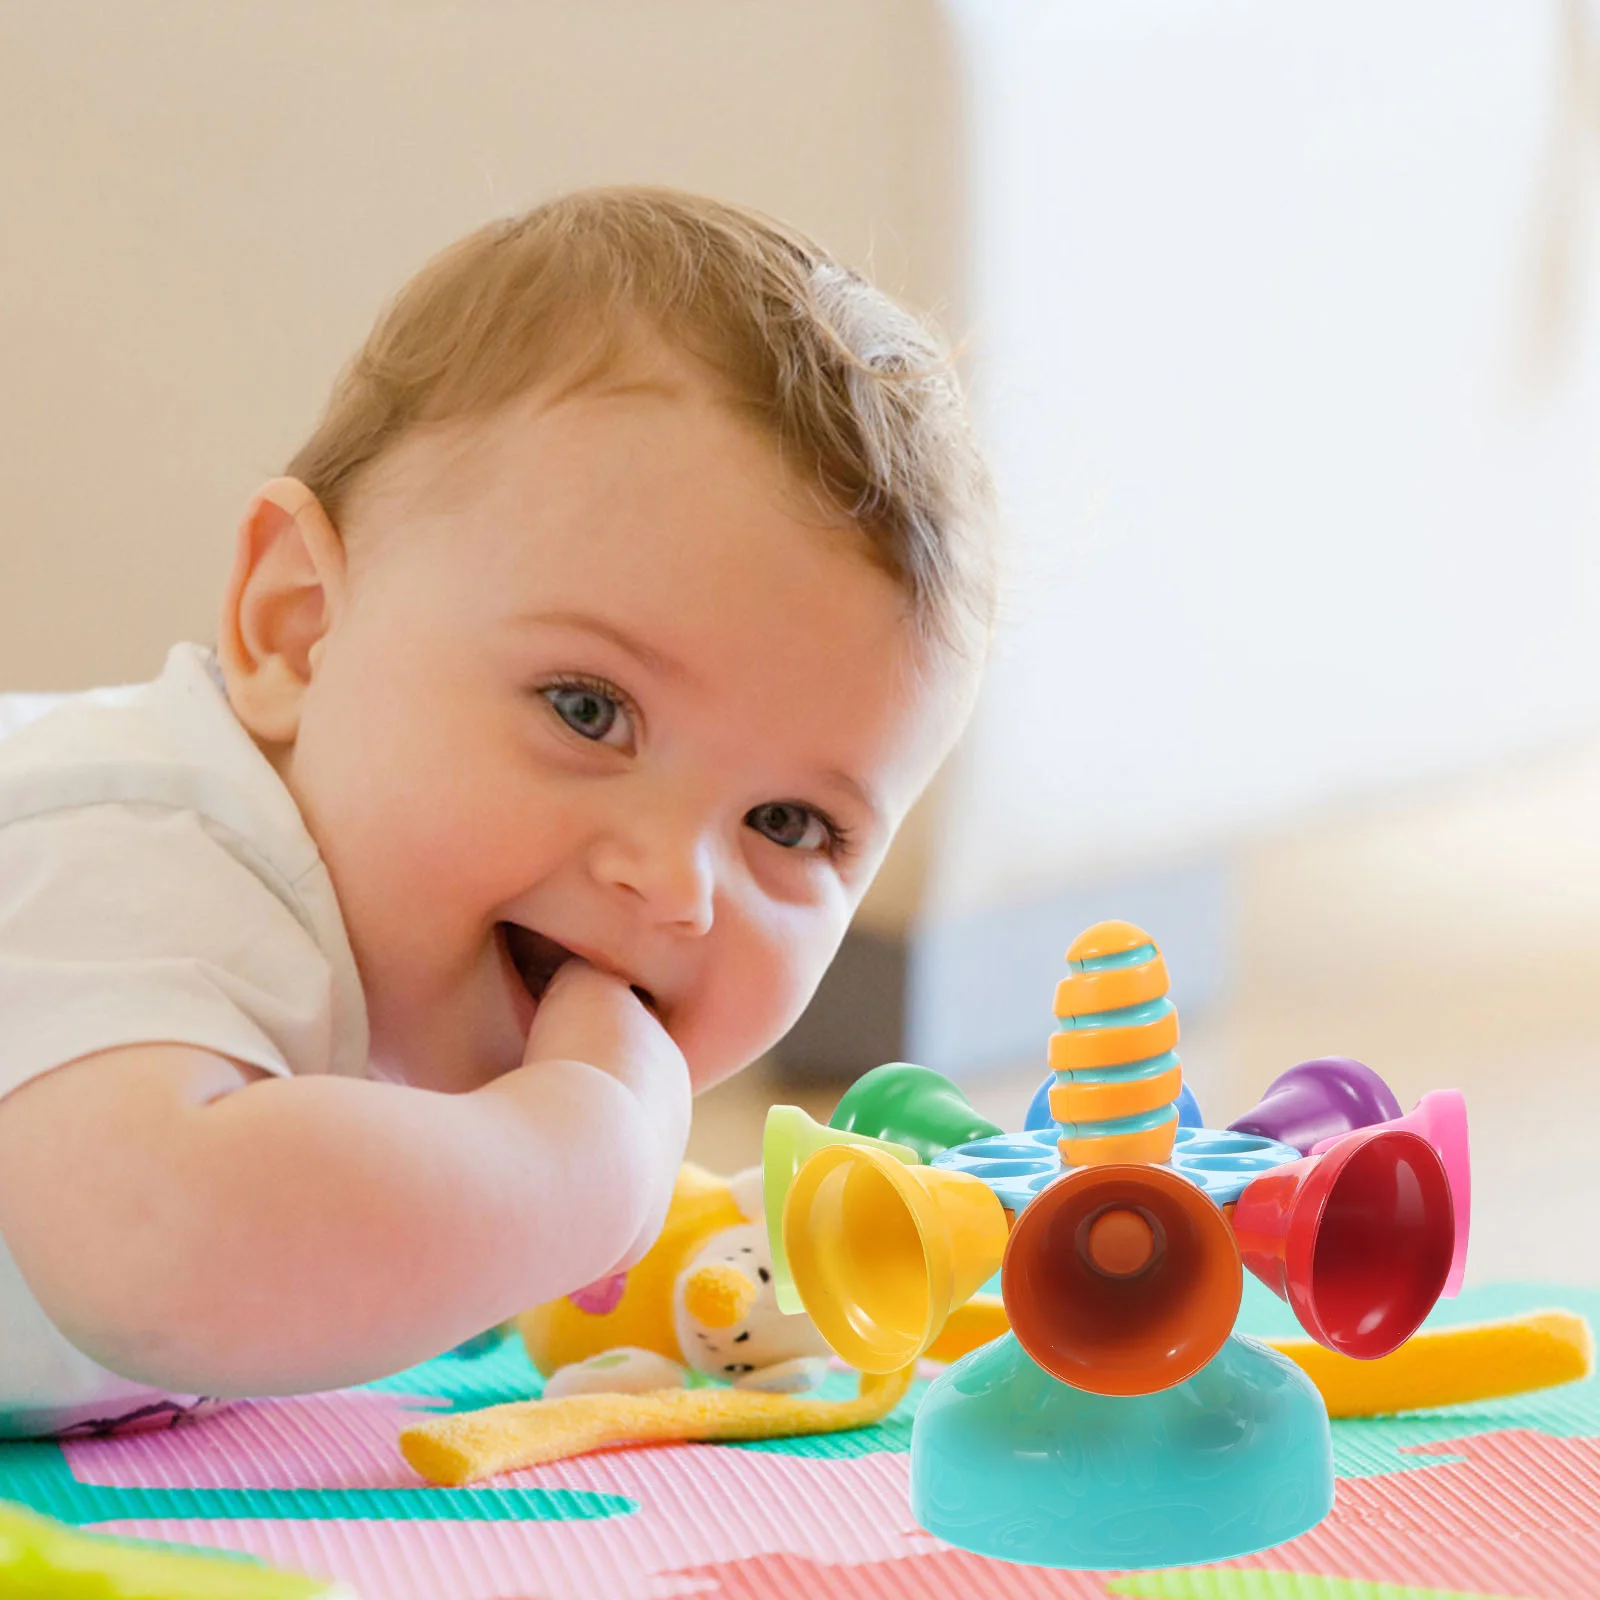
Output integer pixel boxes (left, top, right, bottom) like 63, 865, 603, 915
727, 1168, 765, 1223
218, 478, 346, 747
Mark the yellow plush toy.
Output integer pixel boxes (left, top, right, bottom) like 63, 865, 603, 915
520, 1164, 834, 1396
401, 1165, 913, 1487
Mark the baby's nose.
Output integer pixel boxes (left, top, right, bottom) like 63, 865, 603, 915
682, 1262, 758, 1329
590, 823, 716, 935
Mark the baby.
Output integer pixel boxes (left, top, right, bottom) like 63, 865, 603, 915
0, 188, 995, 1436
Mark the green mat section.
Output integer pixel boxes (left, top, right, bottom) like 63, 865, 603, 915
1108, 1571, 1503, 1599
0, 1433, 633, 1526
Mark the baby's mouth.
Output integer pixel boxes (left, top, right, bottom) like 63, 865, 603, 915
500, 923, 574, 1005
499, 923, 660, 1014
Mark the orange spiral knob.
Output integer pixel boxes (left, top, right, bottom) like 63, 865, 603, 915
1049, 920, 1182, 1167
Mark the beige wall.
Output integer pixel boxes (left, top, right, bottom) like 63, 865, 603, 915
0, 0, 962, 930
0, 0, 961, 687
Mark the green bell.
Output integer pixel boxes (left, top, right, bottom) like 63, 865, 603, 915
829, 1062, 1003, 1164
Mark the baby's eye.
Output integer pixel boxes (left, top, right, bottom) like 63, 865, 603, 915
745, 801, 835, 853
542, 682, 632, 748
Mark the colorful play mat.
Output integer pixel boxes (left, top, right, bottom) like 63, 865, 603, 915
2, 1280, 1596, 1600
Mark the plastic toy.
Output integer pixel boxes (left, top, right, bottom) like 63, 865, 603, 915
763, 1105, 919, 1315
770, 920, 1474, 1569
828, 1061, 1003, 1161
401, 1162, 911, 1485
1227, 1055, 1401, 1150
0, 1500, 347, 1597
1050, 924, 1183, 1164
1231, 1063, 1472, 1300
1026, 1069, 1203, 1133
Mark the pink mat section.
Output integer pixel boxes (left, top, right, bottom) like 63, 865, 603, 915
55, 1383, 1600, 1599
83, 1415, 942, 1599
66, 1390, 429, 1492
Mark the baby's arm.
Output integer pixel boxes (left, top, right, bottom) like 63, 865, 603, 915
0, 962, 688, 1397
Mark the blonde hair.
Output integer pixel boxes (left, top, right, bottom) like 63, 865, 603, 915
287, 186, 997, 660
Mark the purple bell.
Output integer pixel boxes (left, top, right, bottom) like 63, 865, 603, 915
1227, 1056, 1402, 1156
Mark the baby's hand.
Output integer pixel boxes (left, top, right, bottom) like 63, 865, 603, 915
517, 961, 691, 1269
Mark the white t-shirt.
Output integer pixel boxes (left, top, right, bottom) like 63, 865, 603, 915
0, 644, 369, 1435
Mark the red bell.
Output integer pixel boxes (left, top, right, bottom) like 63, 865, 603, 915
1313, 1089, 1470, 1298
1231, 1125, 1453, 1359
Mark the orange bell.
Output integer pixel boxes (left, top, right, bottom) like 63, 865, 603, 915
1000, 1162, 1242, 1396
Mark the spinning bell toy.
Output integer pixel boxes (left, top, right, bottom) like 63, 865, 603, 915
765, 920, 1469, 1570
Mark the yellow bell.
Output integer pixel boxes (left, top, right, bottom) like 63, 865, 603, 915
761, 1104, 919, 1314
783, 1142, 1009, 1373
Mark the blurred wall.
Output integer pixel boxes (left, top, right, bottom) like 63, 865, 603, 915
936, 0, 1600, 917
908, 0, 1600, 1074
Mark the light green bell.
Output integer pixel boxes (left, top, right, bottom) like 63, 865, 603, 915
761, 1104, 918, 1314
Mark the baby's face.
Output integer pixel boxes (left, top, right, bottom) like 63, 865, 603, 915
277, 347, 968, 1094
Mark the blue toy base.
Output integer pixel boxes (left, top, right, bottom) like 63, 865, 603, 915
910, 1331, 1334, 1570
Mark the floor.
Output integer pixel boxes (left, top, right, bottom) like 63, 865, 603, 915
689, 739, 1600, 1289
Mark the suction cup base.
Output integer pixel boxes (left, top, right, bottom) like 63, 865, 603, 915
910, 1331, 1333, 1569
